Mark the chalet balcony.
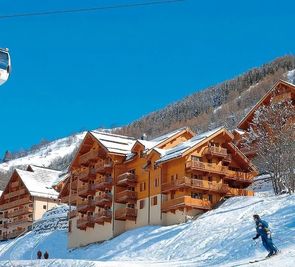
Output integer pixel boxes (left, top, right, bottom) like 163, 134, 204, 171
203, 146, 228, 158
0, 196, 32, 210
161, 196, 211, 213
115, 190, 137, 204
79, 149, 98, 165
115, 207, 137, 221
7, 207, 33, 218
185, 160, 227, 175
4, 228, 26, 239
77, 217, 88, 230
95, 176, 113, 191
89, 210, 112, 225
162, 176, 229, 194
222, 154, 232, 164
8, 217, 33, 227
61, 192, 78, 205
78, 184, 96, 197
68, 210, 77, 219
116, 172, 137, 187
76, 199, 95, 214
226, 188, 254, 197
4, 188, 26, 200
225, 170, 255, 184
95, 193, 112, 208
75, 167, 90, 182
91, 161, 113, 174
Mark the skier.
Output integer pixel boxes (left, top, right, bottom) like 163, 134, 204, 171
252, 214, 278, 258
37, 250, 42, 259
44, 251, 49, 259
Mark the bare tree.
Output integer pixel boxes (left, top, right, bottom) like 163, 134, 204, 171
242, 100, 295, 194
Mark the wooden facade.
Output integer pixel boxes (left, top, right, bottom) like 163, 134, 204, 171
0, 167, 60, 241
64, 128, 257, 248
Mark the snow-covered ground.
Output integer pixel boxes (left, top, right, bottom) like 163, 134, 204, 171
0, 182, 294, 267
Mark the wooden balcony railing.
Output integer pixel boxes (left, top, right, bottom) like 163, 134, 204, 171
161, 196, 211, 212
115, 190, 137, 204
4, 228, 26, 240
78, 184, 96, 197
60, 191, 78, 205
116, 172, 137, 187
91, 161, 113, 174
79, 149, 98, 165
8, 217, 33, 227
203, 146, 228, 158
95, 176, 113, 190
225, 170, 255, 183
77, 217, 88, 230
75, 167, 90, 182
115, 207, 137, 221
7, 207, 33, 218
0, 196, 32, 210
4, 188, 26, 200
226, 188, 254, 197
162, 176, 229, 194
95, 193, 112, 208
89, 210, 112, 225
185, 160, 227, 175
77, 199, 95, 213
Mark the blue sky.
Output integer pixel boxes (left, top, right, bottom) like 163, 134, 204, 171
0, 0, 295, 156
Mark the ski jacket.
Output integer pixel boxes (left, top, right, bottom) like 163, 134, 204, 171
254, 219, 270, 239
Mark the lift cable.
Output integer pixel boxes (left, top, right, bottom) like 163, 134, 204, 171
0, 0, 185, 20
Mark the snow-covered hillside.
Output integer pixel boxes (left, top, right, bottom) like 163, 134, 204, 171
0, 189, 294, 266
0, 133, 85, 173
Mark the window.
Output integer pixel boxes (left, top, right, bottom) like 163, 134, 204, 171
154, 178, 159, 187
140, 182, 146, 192
191, 192, 203, 199
151, 196, 157, 206
208, 159, 212, 164
208, 176, 212, 182
208, 195, 213, 202
43, 205, 47, 210
139, 200, 145, 209
129, 169, 135, 175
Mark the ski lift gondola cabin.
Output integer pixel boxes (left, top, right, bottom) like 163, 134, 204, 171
0, 48, 11, 86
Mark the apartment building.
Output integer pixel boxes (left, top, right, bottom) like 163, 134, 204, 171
65, 128, 194, 247
64, 127, 256, 248
0, 165, 61, 240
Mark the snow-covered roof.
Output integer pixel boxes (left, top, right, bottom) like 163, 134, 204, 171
233, 129, 245, 135
0, 190, 3, 197
16, 169, 59, 199
156, 127, 224, 164
90, 131, 136, 155
149, 127, 189, 143
28, 165, 63, 187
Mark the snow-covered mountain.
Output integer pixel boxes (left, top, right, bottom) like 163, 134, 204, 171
0, 132, 86, 189
0, 179, 294, 267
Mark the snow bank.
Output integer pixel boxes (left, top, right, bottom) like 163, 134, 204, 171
0, 193, 294, 266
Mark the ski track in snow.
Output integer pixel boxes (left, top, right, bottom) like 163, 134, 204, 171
0, 192, 294, 266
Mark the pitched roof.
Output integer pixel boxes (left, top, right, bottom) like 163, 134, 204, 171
90, 131, 136, 155
27, 165, 63, 187
155, 127, 225, 164
238, 80, 295, 129
16, 169, 59, 199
